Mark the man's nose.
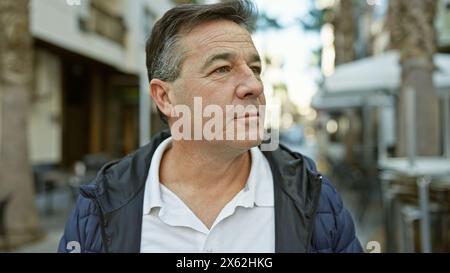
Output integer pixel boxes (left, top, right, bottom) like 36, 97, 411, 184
235, 66, 263, 99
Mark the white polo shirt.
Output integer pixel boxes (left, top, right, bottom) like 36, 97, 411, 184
140, 137, 275, 253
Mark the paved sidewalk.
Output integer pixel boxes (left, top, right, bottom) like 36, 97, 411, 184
3, 190, 74, 253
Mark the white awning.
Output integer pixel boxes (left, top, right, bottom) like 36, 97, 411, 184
313, 51, 450, 110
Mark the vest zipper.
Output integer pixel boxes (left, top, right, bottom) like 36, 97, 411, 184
305, 173, 323, 252
93, 199, 110, 253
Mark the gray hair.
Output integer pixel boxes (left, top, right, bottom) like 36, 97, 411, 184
151, 34, 184, 82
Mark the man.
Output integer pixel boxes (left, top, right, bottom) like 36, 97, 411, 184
58, 0, 363, 253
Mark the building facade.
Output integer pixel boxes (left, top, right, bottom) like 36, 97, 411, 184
28, 0, 174, 167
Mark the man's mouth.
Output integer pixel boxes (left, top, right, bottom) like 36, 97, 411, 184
233, 111, 259, 119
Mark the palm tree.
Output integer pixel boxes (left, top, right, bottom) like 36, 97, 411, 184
389, 0, 441, 156
0, 0, 41, 248
333, 0, 355, 65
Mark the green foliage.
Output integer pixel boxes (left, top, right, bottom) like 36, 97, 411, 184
298, 0, 332, 32
255, 11, 282, 31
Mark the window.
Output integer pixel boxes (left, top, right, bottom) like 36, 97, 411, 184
79, 0, 127, 45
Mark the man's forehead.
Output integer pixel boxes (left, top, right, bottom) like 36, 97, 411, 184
182, 20, 257, 56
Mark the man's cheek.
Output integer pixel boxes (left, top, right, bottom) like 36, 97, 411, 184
259, 93, 266, 105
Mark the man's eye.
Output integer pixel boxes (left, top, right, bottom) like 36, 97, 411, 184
251, 66, 262, 75
213, 66, 231, 74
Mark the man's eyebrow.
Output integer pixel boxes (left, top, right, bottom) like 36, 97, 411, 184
202, 52, 235, 71
201, 52, 262, 71
249, 54, 261, 64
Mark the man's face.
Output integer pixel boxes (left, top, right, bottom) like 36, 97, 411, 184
169, 19, 265, 150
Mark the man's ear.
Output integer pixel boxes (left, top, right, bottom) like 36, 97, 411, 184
150, 79, 173, 119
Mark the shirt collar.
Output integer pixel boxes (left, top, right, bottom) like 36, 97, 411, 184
142, 137, 172, 215
246, 146, 274, 208
142, 138, 274, 216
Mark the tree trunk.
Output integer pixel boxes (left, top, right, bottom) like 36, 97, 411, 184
334, 0, 355, 65
389, 0, 441, 156
0, 0, 41, 248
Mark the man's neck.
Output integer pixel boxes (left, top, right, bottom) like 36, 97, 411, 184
160, 140, 251, 192
158, 139, 252, 228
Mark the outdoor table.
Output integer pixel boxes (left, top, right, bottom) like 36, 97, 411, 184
378, 157, 450, 253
